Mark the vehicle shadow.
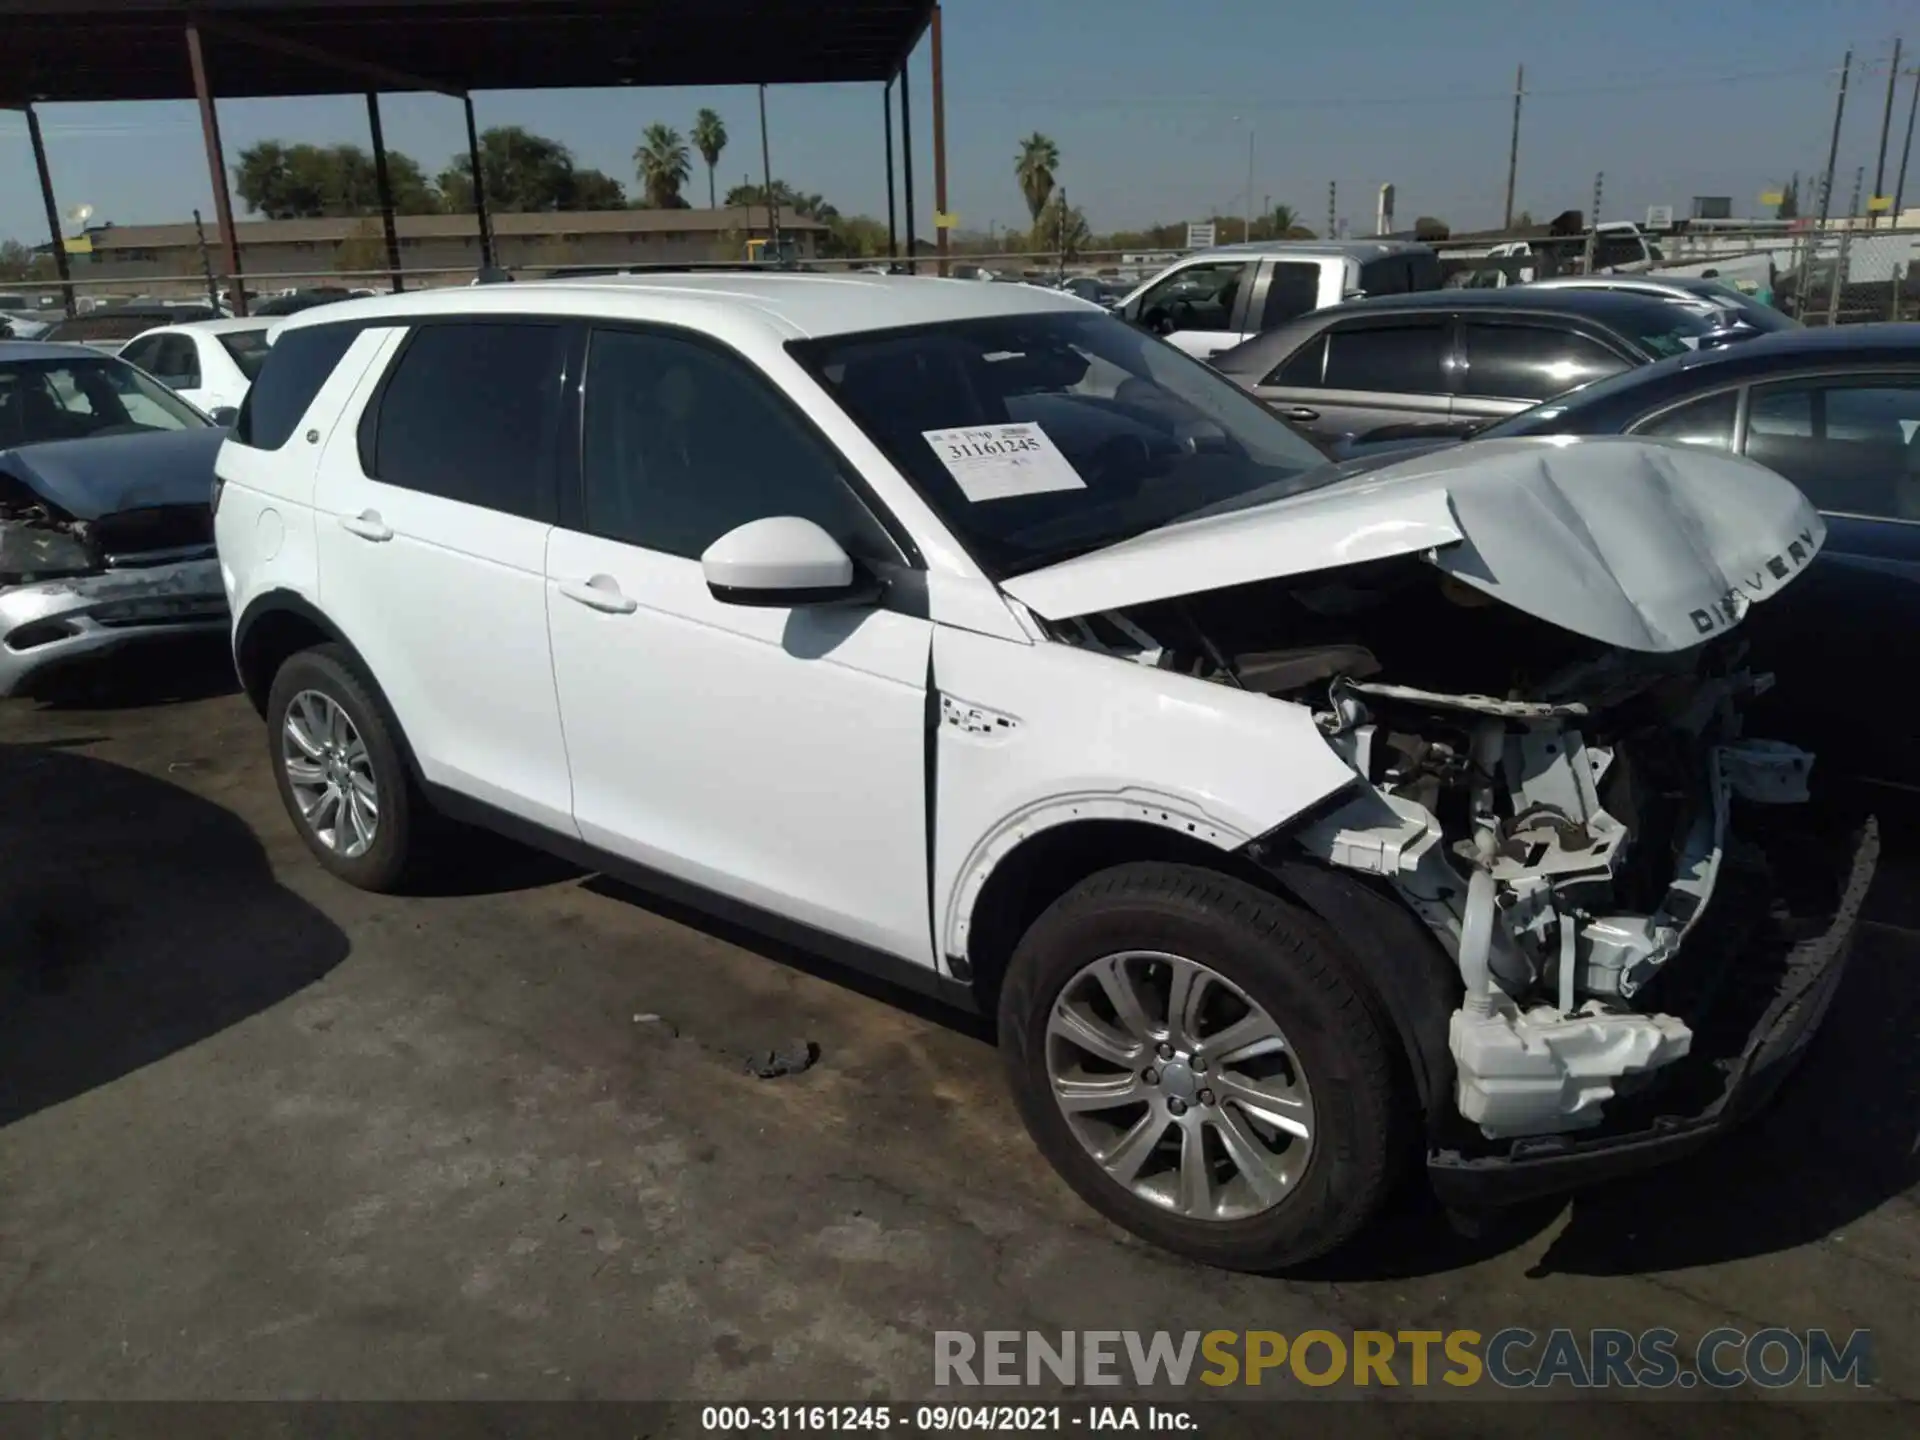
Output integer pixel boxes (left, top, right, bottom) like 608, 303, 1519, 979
0, 741, 351, 1128
22, 634, 240, 711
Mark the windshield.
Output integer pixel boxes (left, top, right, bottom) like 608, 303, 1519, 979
791, 311, 1333, 576
0, 355, 209, 446
218, 327, 274, 381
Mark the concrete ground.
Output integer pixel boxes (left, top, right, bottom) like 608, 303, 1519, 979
1, 640, 1915, 1433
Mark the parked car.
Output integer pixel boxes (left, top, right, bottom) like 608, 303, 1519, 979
1522, 274, 1797, 333
214, 276, 1869, 1271
1114, 240, 1442, 361
39, 303, 222, 355
0, 340, 230, 693
252, 288, 359, 317
1470, 323, 1920, 792
1059, 276, 1127, 308
120, 317, 276, 421
1209, 287, 1755, 449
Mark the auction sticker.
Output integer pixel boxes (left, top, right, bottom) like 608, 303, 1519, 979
921, 423, 1087, 502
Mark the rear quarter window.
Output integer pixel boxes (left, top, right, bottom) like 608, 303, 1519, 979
235, 321, 366, 450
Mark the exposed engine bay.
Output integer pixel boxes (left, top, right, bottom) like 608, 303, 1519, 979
1049, 555, 1820, 1141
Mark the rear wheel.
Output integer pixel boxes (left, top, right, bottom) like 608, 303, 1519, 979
266, 644, 423, 892
999, 861, 1405, 1271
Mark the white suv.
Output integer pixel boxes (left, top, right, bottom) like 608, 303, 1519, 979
214, 274, 1873, 1271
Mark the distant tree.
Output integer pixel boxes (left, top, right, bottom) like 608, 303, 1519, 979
1015, 133, 1060, 224
1513, 209, 1536, 228
1413, 215, 1451, 240
635, 124, 693, 208
568, 168, 629, 210
1269, 203, 1299, 234
823, 214, 889, 258
1033, 192, 1090, 255
1776, 178, 1800, 220
439, 126, 600, 212
692, 108, 729, 209
725, 181, 839, 222
235, 141, 440, 218
0, 238, 45, 280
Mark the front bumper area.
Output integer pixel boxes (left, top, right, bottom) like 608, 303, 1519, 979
0, 555, 229, 697
1428, 814, 1880, 1209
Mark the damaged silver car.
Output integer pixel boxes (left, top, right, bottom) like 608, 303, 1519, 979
0, 342, 229, 695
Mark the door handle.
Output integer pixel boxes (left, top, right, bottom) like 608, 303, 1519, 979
559, 574, 638, 615
1276, 405, 1320, 422
339, 510, 392, 542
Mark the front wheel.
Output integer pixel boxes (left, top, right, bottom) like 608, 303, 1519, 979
998, 862, 1406, 1271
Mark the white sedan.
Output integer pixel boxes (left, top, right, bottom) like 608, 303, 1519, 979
119, 317, 277, 419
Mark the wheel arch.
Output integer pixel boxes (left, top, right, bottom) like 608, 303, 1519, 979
957, 811, 1458, 1121
234, 589, 425, 784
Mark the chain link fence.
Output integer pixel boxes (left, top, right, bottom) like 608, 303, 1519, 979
1654, 225, 1919, 325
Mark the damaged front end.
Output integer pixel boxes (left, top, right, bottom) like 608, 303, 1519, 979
1031, 440, 1877, 1203
0, 453, 227, 696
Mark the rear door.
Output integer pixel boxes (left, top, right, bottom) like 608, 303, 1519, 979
1245, 259, 1325, 338
1453, 318, 1636, 427
1247, 313, 1455, 444
311, 316, 579, 835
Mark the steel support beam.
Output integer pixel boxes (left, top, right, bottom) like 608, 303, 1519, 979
900, 55, 917, 273
21, 104, 76, 317
463, 94, 495, 270
201, 17, 462, 99
185, 24, 245, 316
365, 92, 404, 292
930, 4, 949, 276
883, 80, 898, 261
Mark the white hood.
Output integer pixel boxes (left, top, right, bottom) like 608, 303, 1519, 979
998, 437, 1826, 653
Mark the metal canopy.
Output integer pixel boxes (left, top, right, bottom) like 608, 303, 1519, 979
0, 0, 934, 105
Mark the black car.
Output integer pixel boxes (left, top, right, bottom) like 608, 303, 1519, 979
1477, 323, 1920, 793
40, 303, 222, 354
1210, 287, 1751, 449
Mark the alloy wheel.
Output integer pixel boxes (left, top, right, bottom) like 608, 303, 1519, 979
281, 689, 380, 859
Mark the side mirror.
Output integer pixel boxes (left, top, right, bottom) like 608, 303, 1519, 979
209, 406, 239, 427
700, 516, 878, 608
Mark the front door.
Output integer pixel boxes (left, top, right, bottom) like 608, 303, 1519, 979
546, 325, 936, 963
1127, 259, 1257, 360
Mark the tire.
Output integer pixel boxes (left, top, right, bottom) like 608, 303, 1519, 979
265, 643, 424, 893
998, 861, 1406, 1272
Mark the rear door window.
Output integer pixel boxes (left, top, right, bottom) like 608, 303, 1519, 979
1631, 390, 1739, 451
1460, 323, 1629, 401
365, 320, 567, 521
236, 321, 366, 450
1320, 322, 1448, 394
1259, 263, 1323, 331
1744, 378, 1920, 520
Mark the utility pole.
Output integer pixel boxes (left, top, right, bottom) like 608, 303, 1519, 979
1244, 123, 1255, 243
1503, 63, 1524, 230
1829, 166, 1864, 326
758, 84, 778, 256
1894, 66, 1919, 223
1326, 180, 1336, 241
1817, 49, 1852, 231
1582, 171, 1604, 272
1873, 38, 1903, 226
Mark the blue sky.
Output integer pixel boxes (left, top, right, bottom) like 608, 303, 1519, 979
1, 0, 1914, 245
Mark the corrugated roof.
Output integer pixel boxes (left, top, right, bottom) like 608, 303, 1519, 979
0, 1, 932, 103
84, 207, 827, 249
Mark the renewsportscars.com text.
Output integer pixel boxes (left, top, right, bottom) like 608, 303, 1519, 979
934, 1328, 1874, 1390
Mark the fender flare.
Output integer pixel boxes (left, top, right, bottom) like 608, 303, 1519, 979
943, 788, 1249, 963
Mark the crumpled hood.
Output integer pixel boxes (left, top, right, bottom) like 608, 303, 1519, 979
0, 427, 224, 520
998, 437, 1826, 653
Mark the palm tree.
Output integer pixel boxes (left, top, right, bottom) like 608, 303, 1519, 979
635, 123, 692, 208
1015, 133, 1060, 223
691, 108, 728, 208
1269, 203, 1299, 234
